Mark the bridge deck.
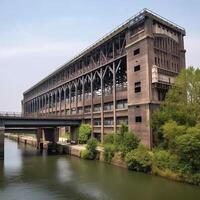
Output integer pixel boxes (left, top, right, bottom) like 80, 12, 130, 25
0, 112, 81, 128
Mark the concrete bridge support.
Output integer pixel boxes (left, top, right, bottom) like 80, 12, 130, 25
0, 127, 5, 160
69, 126, 79, 141
43, 128, 59, 143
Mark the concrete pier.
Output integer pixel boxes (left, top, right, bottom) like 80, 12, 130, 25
0, 127, 5, 160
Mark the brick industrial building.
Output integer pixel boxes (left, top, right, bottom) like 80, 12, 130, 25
22, 9, 186, 147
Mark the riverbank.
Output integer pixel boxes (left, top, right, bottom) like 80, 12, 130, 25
5, 134, 200, 186
3, 138, 200, 200
5, 134, 126, 168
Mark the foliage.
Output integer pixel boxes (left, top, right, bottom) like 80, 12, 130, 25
120, 132, 140, 156
104, 133, 115, 145
162, 120, 186, 150
125, 145, 152, 173
81, 138, 98, 160
175, 131, 200, 171
152, 67, 200, 145
103, 144, 117, 163
78, 124, 92, 144
183, 173, 200, 186
81, 149, 95, 160
150, 67, 200, 184
86, 138, 98, 153
152, 149, 180, 172
63, 132, 71, 140
119, 123, 128, 137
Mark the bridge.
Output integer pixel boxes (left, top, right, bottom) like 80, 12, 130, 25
0, 112, 81, 160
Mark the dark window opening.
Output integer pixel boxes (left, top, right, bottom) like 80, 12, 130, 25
135, 81, 141, 93
135, 116, 142, 123
134, 65, 141, 72
134, 48, 140, 56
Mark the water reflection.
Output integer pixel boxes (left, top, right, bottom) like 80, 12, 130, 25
4, 139, 22, 178
0, 139, 200, 200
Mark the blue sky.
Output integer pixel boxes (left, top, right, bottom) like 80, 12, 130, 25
0, 0, 199, 112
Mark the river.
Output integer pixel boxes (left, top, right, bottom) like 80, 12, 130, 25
0, 138, 200, 200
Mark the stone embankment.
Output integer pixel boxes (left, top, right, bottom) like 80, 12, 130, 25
6, 134, 126, 168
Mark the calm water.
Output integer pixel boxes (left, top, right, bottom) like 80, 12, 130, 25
0, 139, 200, 200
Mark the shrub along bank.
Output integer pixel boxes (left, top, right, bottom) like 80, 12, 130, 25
79, 67, 200, 185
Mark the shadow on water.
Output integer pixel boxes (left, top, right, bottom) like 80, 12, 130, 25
0, 138, 200, 200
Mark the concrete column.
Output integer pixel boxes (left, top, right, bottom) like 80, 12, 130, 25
64, 88, 66, 116
43, 128, 59, 143
55, 91, 57, 115
75, 82, 78, 114
69, 86, 72, 115
36, 128, 42, 149
0, 127, 5, 160
82, 77, 85, 119
59, 89, 62, 116
100, 68, 104, 142
113, 62, 117, 133
91, 73, 94, 136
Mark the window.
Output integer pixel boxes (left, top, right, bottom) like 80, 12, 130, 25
94, 104, 101, 112
117, 100, 127, 109
134, 65, 140, 72
66, 109, 70, 115
104, 118, 113, 125
117, 117, 128, 125
135, 81, 141, 93
134, 48, 140, 56
104, 102, 113, 111
71, 108, 76, 115
135, 116, 142, 123
77, 107, 83, 114
84, 106, 91, 113
93, 118, 101, 126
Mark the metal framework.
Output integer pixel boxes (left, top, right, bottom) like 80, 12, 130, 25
21, 9, 186, 146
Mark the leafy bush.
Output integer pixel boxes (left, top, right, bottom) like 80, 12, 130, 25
81, 138, 98, 160
87, 138, 98, 153
183, 173, 200, 186
119, 123, 128, 136
81, 149, 95, 160
153, 149, 180, 172
162, 120, 186, 150
120, 132, 140, 156
104, 133, 115, 144
103, 144, 117, 163
125, 145, 152, 172
175, 132, 200, 171
78, 124, 92, 144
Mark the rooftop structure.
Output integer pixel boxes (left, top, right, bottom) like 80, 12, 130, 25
22, 9, 186, 147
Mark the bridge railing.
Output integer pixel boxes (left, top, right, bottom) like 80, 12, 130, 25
0, 112, 23, 118
0, 111, 83, 120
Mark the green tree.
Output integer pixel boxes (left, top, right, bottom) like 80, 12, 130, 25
162, 120, 186, 150
175, 131, 200, 171
81, 138, 98, 160
120, 132, 140, 156
78, 124, 92, 144
103, 144, 117, 163
152, 67, 200, 146
119, 123, 128, 136
125, 145, 152, 172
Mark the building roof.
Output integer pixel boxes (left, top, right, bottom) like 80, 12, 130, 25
24, 8, 185, 95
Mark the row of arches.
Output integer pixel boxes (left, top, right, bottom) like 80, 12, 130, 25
24, 57, 127, 115
24, 32, 127, 101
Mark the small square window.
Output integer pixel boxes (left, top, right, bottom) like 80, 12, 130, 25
135, 116, 142, 123
134, 65, 140, 72
134, 81, 141, 93
134, 48, 140, 56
